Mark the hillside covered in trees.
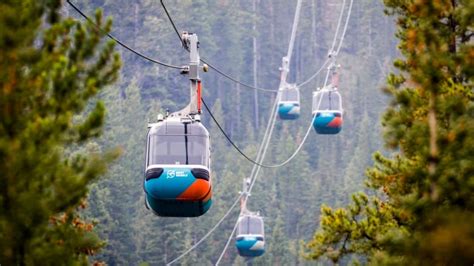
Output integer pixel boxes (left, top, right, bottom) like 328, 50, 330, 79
1, 0, 472, 265
74, 0, 396, 264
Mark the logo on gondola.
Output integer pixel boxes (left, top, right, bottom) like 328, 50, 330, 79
166, 170, 188, 178
166, 170, 176, 179
176, 171, 188, 177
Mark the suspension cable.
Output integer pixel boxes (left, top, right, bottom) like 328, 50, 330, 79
329, 0, 347, 53
167, 93, 281, 265
214, 57, 336, 266
215, 218, 240, 265
159, 0, 278, 93
202, 98, 285, 168
201, 58, 278, 93
159, 0, 183, 45
323, 0, 354, 87
215, 0, 302, 262
215, 0, 356, 262
286, 0, 304, 61
201, 56, 329, 169
215, 95, 280, 266
66, 0, 185, 70
336, 0, 354, 55
297, 58, 330, 87
297, 0, 346, 87
165, 195, 242, 265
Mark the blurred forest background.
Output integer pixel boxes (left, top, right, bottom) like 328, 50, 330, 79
65, 0, 398, 265
2, 0, 472, 264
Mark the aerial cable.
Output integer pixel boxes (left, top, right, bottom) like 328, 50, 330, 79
175, 1, 347, 259
336, 0, 354, 55
247, 94, 280, 181
214, 99, 278, 265
201, 57, 328, 169
297, 58, 330, 87
164, 5, 283, 257
214, 63, 330, 266
201, 98, 288, 169
66, 0, 185, 70
166, 97, 281, 265
215, 218, 240, 265
166, 0, 350, 261
215, 0, 303, 262
200, 58, 278, 93
165, 195, 242, 265
297, 0, 349, 86
215, 96, 280, 266
286, 0, 304, 61
216, 0, 356, 261
159, 0, 278, 93
323, 0, 354, 86
159, 0, 184, 46
329, 0, 347, 53
322, 64, 332, 88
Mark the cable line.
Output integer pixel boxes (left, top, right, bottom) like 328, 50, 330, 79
159, 0, 278, 93
215, 218, 240, 265
298, 0, 353, 87
201, 58, 278, 93
215, 0, 356, 262
201, 98, 280, 168
297, 0, 346, 87
215, 94, 280, 265
297, 58, 330, 87
215, 0, 303, 262
159, 0, 183, 46
167, 95, 281, 265
198, 0, 332, 170
165, 195, 242, 266
336, 0, 354, 55
330, 0, 347, 53
201, 55, 329, 169
286, 0, 304, 63
66, 0, 184, 70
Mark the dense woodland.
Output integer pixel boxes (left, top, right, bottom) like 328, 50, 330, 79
1, 0, 472, 265
75, 0, 396, 264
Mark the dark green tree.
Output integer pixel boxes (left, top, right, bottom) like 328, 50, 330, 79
305, 0, 474, 264
0, 0, 120, 264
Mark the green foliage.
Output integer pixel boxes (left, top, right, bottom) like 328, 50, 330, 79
305, 0, 474, 264
63, 0, 396, 264
0, 0, 120, 264
306, 193, 401, 263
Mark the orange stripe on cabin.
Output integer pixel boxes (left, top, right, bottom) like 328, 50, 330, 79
328, 117, 342, 128
202, 187, 212, 202
177, 179, 211, 200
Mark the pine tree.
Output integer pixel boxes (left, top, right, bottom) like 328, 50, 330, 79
305, 0, 474, 264
0, 1, 121, 264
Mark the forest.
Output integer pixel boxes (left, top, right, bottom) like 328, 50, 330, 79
0, 0, 472, 265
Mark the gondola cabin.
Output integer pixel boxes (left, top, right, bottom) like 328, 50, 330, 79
312, 89, 343, 134
278, 85, 300, 120
235, 214, 265, 257
144, 117, 212, 217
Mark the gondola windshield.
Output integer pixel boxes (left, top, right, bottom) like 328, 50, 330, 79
238, 216, 264, 235
147, 122, 210, 167
281, 87, 299, 102
148, 135, 209, 166
313, 91, 341, 111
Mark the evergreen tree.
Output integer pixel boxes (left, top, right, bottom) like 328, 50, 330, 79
305, 0, 474, 264
0, 0, 120, 264
54, 0, 398, 264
